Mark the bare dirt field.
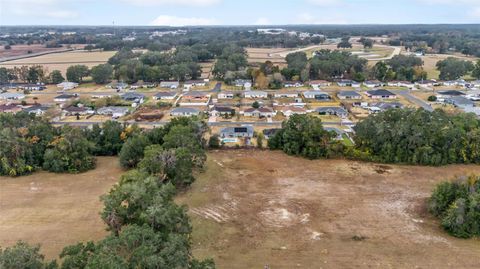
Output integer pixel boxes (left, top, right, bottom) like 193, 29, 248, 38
0, 157, 122, 259
0, 50, 117, 76
177, 150, 480, 269
0, 45, 70, 60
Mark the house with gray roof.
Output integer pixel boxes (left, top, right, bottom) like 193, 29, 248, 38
170, 107, 200, 117
366, 89, 396, 99
97, 106, 130, 118
303, 91, 331, 100
445, 96, 475, 108
160, 81, 180, 89
316, 106, 348, 118
220, 126, 254, 138
121, 92, 145, 103
0, 92, 25, 100
337, 91, 362, 100
153, 91, 177, 100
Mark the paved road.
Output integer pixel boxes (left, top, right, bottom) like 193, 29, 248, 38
397, 90, 433, 112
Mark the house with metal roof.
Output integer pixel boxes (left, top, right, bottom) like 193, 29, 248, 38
153, 92, 177, 100
0, 92, 25, 100
366, 89, 396, 99
316, 106, 348, 118
303, 91, 331, 100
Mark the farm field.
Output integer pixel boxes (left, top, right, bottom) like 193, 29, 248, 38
0, 50, 117, 76
0, 44, 85, 60
0, 157, 122, 259
177, 150, 480, 269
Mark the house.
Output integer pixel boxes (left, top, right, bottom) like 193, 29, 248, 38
262, 128, 281, 139
337, 90, 362, 100
284, 81, 304, 88
366, 89, 396, 99
436, 90, 465, 101
370, 102, 403, 111
211, 106, 235, 116
442, 79, 467, 87
0, 92, 25, 100
0, 104, 22, 113
121, 92, 145, 103
170, 107, 200, 117
387, 81, 415, 89
308, 80, 331, 87
234, 79, 252, 88
23, 105, 50, 116
337, 80, 361, 87
273, 91, 299, 98
218, 91, 236, 99
244, 91, 268, 99
303, 91, 331, 100
363, 80, 383, 88
54, 94, 79, 102
91, 93, 113, 99
184, 80, 207, 88
160, 81, 180, 89
63, 106, 94, 116
130, 81, 156, 89
183, 91, 209, 100
316, 106, 348, 118
57, 81, 78, 90
274, 105, 307, 117
242, 107, 274, 118
107, 82, 129, 90
19, 84, 46, 91
445, 96, 475, 108
415, 79, 438, 88
97, 106, 130, 118
220, 126, 254, 138
153, 92, 177, 100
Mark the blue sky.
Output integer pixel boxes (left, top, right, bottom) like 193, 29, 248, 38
0, 0, 479, 26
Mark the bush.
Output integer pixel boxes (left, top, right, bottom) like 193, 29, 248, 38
429, 176, 480, 238
428, 95, 437, 102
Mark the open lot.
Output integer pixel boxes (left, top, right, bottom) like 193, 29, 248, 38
0, 157, 122, 259
0, 50, 117, 75
178, 150, 480, 269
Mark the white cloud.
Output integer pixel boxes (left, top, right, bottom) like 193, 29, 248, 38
306, 0, 343, 6
295, 12, 347, 24
151, 15, 217, 26
254, 17, 271, 25
121, 0, 221, 6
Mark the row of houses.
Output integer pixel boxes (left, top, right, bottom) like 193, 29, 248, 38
218, 89, 396, 100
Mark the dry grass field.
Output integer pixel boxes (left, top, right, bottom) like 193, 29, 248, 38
0, 157, 122, 259
0, 50, 117, 76
178, 150, 480, 269
0, 44, 86, 60
421, 53, 479, 79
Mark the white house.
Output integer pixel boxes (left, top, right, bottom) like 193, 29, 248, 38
242, 107, 274, 118
160, 81, 180, 89
0, 92, 25, 100
97, 106, 130, 118
54, 93, 79, 102
273, 91, 299, 98
57, 81, 79, 90
153, 92, 177, 100
244, 91, 268, 99
218, 91, 236, 99
170, 107, 200, 117
303, 91, 331, 100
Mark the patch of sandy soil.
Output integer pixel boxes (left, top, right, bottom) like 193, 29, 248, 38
0, 157, 122, 259
178, 150, 480, 269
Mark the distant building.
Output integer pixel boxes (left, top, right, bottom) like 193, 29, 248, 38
153, 92, 177, 100
160, 81, 180, 89
220, 126, 254, 138
244, 91, 268, 99
0, 92, 25, 100
57, 81, 79, 90
303, 91, 331, 100
316, 106, 348, 118
337, 90, 362, 100
366, 89, 396, 99
97, 106, 130, 118
170, 107, 200, 117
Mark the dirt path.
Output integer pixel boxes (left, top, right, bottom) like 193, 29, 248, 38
0, 157, 122, 259
178, 151, 480, 269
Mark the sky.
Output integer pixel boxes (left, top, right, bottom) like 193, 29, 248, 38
0, 0, 479, 26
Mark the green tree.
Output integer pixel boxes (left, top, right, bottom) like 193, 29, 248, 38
0, 241, 57, 269
337, 37, 352, 49
49, 70, 64, 84
472, 60, 480, 79
436, 57, 474, 80
208, 135, 221, 149
252, 101, 260, 109
66, 65, 89, 83
118, 134, 150, 168
90, 64, 113, 84
43, 127, 96, 173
